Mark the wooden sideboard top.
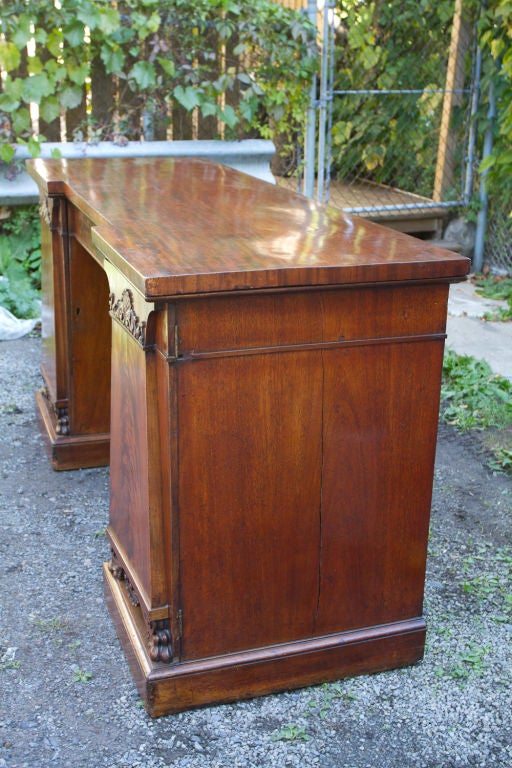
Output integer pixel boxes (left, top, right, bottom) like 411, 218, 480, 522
27, 156, 469, 299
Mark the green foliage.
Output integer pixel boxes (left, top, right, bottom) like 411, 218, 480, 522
73, 668, 93, 683
437, 642, 488, 682
0, 263, 40, 319
462, 545, 512, 622
477, 0, 512, 211
306, 682, 356, 719
474, 276, 512, 321
272, 723, 309, 742
0, 0, 318, 161
0, 206, 41, 319
488, 448, 512, 474
331, 0, 457, 196
440, 349, 512, 431
0, 647, 21, 672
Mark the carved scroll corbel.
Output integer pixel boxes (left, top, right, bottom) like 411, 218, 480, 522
109, 289, 146, 345
149, 620, 173, 663
55, 407, 70, 436
40, 387, 70, 435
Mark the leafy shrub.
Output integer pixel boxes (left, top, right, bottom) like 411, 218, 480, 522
441, 348, 512, 431
330, 0, 457, 196
477, 0, 512, 209
0, 206, 41, 319
0, 0, 318, 165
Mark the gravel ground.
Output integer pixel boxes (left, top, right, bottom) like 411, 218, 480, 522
1, 334, 511, 768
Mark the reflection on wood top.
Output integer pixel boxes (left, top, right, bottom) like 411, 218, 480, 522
27, 156, 469, 299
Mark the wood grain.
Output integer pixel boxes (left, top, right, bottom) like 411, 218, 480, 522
28, 157, 470, 713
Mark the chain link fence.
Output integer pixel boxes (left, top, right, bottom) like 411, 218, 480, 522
486, 196, 512, 273
320, 1, 475, 239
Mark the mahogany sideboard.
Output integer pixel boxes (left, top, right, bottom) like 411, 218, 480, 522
27, 157, 469, 716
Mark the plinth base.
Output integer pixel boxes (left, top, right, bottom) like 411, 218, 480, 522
103, 563, 427, 718
35, 389, 110, 470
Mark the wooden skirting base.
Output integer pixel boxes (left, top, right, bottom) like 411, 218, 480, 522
35, 389, 110, 470
103, 563, 427, 718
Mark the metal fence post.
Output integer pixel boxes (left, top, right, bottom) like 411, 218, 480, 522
474, 79, 496, 273
303, 0, 318, 198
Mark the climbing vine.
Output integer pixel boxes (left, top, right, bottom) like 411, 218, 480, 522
330, 0, 461, 196
0, 0, 317, 165
477, 0, 512, 204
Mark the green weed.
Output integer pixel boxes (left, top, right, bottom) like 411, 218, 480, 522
33, 616, 71, 634
461, 546, 512, 621
272, 724, 309, 742
0, 205, 41, 319
0, 403, 22, 415
475, 276, 512, 322
436, 642, 488, 682
1, 660, 21, 671
0, 647, 21, 672
488, 448, 512, 474
451, 643, 487, 680
307, 683, 356, 719
32, 615, 72, 648
73, 669, 93, 683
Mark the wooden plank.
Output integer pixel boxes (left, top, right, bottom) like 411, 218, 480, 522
433, 0, 471, 201
278, 176, 448, 233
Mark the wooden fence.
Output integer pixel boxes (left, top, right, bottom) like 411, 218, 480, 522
1, 2, 312, 147
1, 27, 262, 145
273, 0, 307, 8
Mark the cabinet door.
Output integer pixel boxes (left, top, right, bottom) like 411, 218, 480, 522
315, 339, 444, 634
177, 352, 324, 660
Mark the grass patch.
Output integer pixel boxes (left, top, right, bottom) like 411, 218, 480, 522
461, 545, 512, 622
438, 642, 488, 682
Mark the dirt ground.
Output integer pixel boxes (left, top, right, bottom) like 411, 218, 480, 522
0, 335, 511, 768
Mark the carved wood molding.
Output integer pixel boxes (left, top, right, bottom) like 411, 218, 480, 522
108, 551, 125, 581
109, 549, 173, 663
109, 289, 146, 345
108, 551, 140, 607
39, 196, 60, 230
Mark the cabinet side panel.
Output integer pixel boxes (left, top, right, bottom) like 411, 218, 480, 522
40, 211, 57, 396
316, 339, 445, 635
68, 238, 111, 435
40, 197, 69, 402
109, 324, 151, 597
177, 353, 323, 660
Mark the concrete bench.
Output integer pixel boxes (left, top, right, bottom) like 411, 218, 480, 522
1, 139, 276, 205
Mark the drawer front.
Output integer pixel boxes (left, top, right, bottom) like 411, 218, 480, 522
175, 283, 449, 357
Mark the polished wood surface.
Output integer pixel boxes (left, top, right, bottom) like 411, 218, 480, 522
27, 156, 468, 469
30, 156, 466, 296
28, 157, 469, 715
